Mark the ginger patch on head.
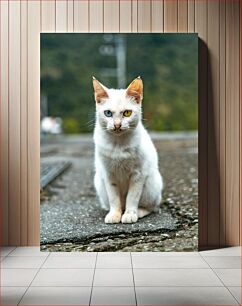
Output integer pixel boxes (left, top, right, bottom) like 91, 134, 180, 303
126, 76, 143, 103
92, 76, 109, 103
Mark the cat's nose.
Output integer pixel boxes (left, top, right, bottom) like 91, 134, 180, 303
114, 122, 121, 129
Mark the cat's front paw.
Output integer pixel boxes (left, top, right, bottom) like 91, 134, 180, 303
105, 211, 122, 224
121, 211, 138, 224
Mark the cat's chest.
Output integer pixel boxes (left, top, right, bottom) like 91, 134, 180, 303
101, 145, 139, 169
111, 146, 135, 160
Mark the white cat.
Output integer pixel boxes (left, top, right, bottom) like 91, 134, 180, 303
93, 76, 163, 224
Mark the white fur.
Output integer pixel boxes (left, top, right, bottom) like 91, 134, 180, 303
93, 88, 163, 224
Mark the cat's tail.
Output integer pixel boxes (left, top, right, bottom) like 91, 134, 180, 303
138, 208, 151, 219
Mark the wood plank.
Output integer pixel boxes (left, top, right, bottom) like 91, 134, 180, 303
240, 0, 242, 248
9, 0, 21, 246
104, 0, 119, 32
90, 0, 103, 32
219, 0, 226, 247
138, 0, 151, 32
20, 0, 28, 245
41, 0, 56, 32
151, 0, 164, 33
0, 0, 9, 245
207, 0, 220, 247
28, 1, 40, 245
67, 0, 74, 32
225, 0, 240, 246
120, 0, 132, 32
164, 0, 178, 32
195, 0, 208, 248
132, 0, 138, 32
41, 161, 71, 189
178, 0, 187, 32
56, 0, 67, 32
188, 0, 195, 33
73, 0, 89, 32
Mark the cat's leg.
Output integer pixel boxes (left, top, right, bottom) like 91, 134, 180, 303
138, 170, 163, 218
94, 172, 109, 210
104, 178, 122, 224
121, 173, 146, 224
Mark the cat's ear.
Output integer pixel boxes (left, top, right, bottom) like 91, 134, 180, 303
126, 76, 143, 103
92, 76, 109, 103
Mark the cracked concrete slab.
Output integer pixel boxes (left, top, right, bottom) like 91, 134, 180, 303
40, 133, 198, 252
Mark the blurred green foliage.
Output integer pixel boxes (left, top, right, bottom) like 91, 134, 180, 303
62, 118, 80, 134
41, 33, 198, 133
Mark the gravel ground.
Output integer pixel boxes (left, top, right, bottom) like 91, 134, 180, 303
40, 133, 198, 252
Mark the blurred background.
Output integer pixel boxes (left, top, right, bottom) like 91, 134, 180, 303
40, 33, 198, 136
40, 34, 198, 252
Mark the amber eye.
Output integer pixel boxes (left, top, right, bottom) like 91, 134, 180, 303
123, 110, 132, 117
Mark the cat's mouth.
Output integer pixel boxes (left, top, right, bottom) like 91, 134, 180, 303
109, 127, 128, 135
113, 128, 123, 134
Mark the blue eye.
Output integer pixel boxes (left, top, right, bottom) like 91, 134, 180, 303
104, 110, 112, 117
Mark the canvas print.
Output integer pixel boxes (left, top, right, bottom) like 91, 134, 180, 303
40, 33, 198, 252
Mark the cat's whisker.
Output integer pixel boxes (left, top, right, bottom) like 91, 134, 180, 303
86, 119, 96, 124
86, 122, 95, 126
85, 118, 96, 128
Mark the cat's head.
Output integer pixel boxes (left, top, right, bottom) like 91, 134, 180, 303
92, 76, 143, 135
